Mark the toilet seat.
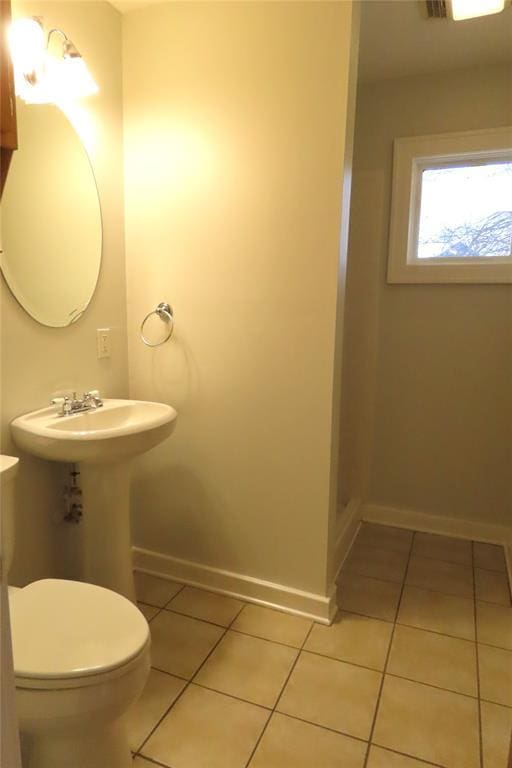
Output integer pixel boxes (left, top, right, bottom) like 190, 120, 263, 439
10, 579, 150, 689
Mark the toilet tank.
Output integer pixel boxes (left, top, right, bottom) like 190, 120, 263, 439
0, 456, 19, 578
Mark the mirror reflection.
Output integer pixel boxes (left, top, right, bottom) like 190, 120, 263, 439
0, 98, 102, 327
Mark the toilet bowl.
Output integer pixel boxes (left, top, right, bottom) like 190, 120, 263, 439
1, 455, 151, 767
9, 578, 150, 768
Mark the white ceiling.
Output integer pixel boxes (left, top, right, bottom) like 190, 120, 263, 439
359, 0, 512, 82
109, 0, 512, 82
109, 0, 163, 12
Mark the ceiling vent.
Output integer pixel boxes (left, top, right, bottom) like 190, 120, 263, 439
425, 0, 448, 16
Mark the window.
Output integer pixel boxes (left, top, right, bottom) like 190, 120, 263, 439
387, 128, 512, 283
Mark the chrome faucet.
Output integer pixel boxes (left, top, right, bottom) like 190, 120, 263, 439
51, 390, 103, 417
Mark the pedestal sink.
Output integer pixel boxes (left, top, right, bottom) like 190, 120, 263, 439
11, 399, 177, 601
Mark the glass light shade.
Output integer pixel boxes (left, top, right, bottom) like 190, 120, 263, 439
48, 55, 99, 102
8, 17, 46, 100
8, 17, 45, 72
448, 0, 505, 19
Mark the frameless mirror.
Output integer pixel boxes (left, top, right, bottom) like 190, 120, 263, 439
0, 98, 102, 327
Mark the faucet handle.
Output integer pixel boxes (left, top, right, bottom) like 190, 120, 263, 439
83, 389, 103, 407
51, 396, 71, 416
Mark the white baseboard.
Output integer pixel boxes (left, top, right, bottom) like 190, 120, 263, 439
133, 501, 511, 626
362, 503, 512, 585
333, 498, 362, 582
132, 546, 335, 624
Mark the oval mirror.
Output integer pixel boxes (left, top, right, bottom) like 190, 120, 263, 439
0, 99, 102, 327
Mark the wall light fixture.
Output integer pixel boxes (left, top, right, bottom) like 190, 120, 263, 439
8, 17, 98, 104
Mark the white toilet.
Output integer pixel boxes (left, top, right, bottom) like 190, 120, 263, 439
1, 456, 151, 768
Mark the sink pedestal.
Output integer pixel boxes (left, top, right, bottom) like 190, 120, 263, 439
79, 461, 136, 602
11, 399, 177, 603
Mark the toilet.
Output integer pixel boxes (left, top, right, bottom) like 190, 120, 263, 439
1, 456, 150, 768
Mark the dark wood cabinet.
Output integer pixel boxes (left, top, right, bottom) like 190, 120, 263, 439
1, 0, 17, 198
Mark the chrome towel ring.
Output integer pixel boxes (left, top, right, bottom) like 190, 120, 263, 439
140, 302, 174, 347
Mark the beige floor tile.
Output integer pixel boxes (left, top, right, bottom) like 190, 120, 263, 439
475, 568, 511, 606
249, 712, 366, 768
398, 586, 475, 640
477, 601, 512, 650
277, 650, 381, 740
406, 555, 473, 598
481, 700, 512, 768
137, 603, 159, 622
367, 746, 437, 767
231, 604, 312, 647
387, 624, 477, 696
195, 630, 298, 707
305, 610, 393, 671
344, 542, 409, 584
142, 684, 269, 768
356, 523, 413, 554
412, 533, 472, 566
479, 644, 512, 707
132, 758, 155, 766
474, 542, 507, 573
373, 675, 480, 768
166, 586, 244, 627
125, 669, 185, 751
337, 573, 401, 622
150, 610, 224, 678
134, 572, 183, 607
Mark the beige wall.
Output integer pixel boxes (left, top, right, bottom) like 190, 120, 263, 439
123, 1, 358, 595
341, 64, 512, 525
1, 0, 127, 584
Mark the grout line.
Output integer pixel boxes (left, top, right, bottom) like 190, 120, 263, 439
473, 542, 485, 768
136, 600, 247, 758
133, 755, 174, 768
242, 622, 316, 767
398, 583, 474, 604
362, 529, 416, 768
369, 742, 446, 767
475, 639, 512, 656
369, 670, 479, 702
267, 709, 369, 744
161, 606, 242, 629
151, 648, 482, 705
273, 624, 314, 713
479, 697, 512, 710
395, 619, 475, 644
227, 625, 311, 650
405, 551, 473, 568
342, 566, 410, 587
148, 666, 189, 683
161, 583, 186, 608
191, 681, 273, 711
341, 568, 479, 603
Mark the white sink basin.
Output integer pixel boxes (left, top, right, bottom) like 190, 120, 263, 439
10, 399, 177, 601
11, 399, 177, 464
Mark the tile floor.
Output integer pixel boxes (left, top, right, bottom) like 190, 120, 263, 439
128, 524, 512, 768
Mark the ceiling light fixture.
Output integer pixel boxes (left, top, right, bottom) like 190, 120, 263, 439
8, 17, 98, 104
447, 0, 506, 19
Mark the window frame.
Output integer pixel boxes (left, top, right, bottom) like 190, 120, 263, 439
387, 127, 512, 284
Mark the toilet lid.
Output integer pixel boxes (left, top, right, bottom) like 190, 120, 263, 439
10, 579, 149, 680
